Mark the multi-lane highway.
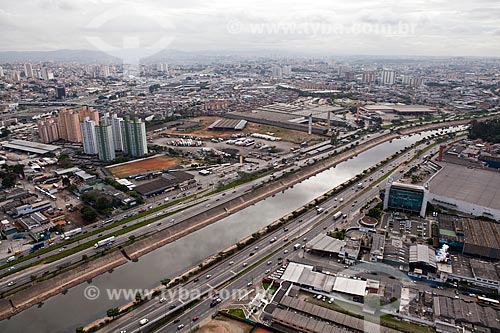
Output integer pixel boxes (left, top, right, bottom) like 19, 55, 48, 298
101, 139, 435, 333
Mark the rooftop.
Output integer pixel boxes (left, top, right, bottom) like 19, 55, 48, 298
429, 162, 500, 211
306, 233, 345, 254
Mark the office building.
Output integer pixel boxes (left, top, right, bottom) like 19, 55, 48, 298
24, 63, 33, 78
95, 121, 115, 161
121, 116, 148, 157
102, 113, 124, 151
56, 87, 66, 99
37, 117, 60, 143
380, 69, 395, 85
383, 181, 427, 217
80, 117, 97, 155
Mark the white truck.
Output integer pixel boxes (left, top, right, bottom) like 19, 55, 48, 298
333, 211, 342, 220
94, 236, 116, 249
293, 243, 301, 250
61, 227, 82, 240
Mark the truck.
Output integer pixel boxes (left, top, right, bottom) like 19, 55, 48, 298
101, 219, 114, 226
333, 211, 343, 220
293, 243, 301, 250
94, 236, 116, 249
12, 234, 25, 240
29, 242, 45, 253
61, 227, 82, 240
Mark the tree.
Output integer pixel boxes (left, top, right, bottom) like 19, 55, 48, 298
135, 291, 143, 303
81, 207, 97, 222
62, 177, 71, 187
106, 307, 120, 318
161, 278, 170, 286
75, 327, 84, 333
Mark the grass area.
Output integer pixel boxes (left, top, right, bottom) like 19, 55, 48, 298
226, 308, 246, 319
207, 169, 273, 195
262, 282, 278, 295
381, 315, 435, 333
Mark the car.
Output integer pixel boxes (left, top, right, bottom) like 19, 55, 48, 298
139, 318, 149, 325
169, 304, 177, 310
283, 250, 288, 254
7, 266, 15, 272
193, 278, 199, 282
242, 262, 247, 267
173, 319, 180, 323
119, 330, 127, 333
267, 261, 272, 265
254, 246, 259, 250
177, 324, 185, 330
247, 282, 252, 287
249, 252, 254, 256
303, 237, 307, 242
206, 274, 212, 279
206, 204, 210, 207
192, 316, 199, 322
159, 297, 167, 303
283, 237, 288, 241
265, 269, 270, 274
228, 261, 234, 265
7, 281, 16, 287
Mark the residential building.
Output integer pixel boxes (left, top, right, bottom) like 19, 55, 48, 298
95, 121, 115, 161
37, 117, 60, 143
80, 117, 97, 155
103, 113, 124, 151
58, 108, 82, 142
24, 63, 33, 78
121, 116, 148, 157
380, 69, 395, 85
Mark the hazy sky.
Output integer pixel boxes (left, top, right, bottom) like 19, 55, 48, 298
1, 0, 500, 56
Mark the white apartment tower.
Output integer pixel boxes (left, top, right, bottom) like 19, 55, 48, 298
95, 121, 115, 161
121, 116, 148, 157
80, 117, 97, 155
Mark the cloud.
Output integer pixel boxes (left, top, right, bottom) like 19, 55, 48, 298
0, 0, 499, 56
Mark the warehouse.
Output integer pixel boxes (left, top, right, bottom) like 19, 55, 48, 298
208, 118, 247, 131
427, 162, 500, 221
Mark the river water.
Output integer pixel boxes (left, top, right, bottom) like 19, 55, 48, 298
0, 127, 462, 332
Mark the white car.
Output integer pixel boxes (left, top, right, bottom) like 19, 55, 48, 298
159, 297, 167, 303
7, 281, 15, 287
139, 318, 149, 325
206, 274, 212, 279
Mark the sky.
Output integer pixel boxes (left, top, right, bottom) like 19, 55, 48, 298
0, 0, 500, 57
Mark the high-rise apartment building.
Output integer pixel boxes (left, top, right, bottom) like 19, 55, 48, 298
78, 106, 99, 123
80, 117, 97, 155
102, 113, 124, 151
380, 70, 396, 85
362, 71, 376, 84
0, 66, 4, 77
121, 116, 148, 157
37, 117, 60, 143
58, 108, 82, 142
95, 121, 115, 161
24, 63, 33, 78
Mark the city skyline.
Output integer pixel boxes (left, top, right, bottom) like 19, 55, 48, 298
0, 0, 499, 57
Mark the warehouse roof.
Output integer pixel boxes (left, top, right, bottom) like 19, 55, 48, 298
332, 276, 367, 297
429, 162, 500, 211
306, 233, 345, 254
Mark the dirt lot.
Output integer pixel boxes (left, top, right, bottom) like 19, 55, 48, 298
107, 155, 180, 178
161, 116, 323, 144
197, 317, 252, 333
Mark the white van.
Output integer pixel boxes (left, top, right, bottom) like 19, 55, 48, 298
6, 256, 16, 263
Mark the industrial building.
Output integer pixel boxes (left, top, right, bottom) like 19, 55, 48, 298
208, 118, 247, 131
437, 214, 500, 260
427, 162, 500, 221
2, 139, 61, 155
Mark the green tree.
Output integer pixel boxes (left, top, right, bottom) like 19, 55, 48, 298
106, 307, 120, 318
135, 291, 143, 303
75, 327, 84, 333
81, 207, 97, 222
62, 177, 71, 187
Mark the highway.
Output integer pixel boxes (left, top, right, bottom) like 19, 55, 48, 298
100, 139, 435, 333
